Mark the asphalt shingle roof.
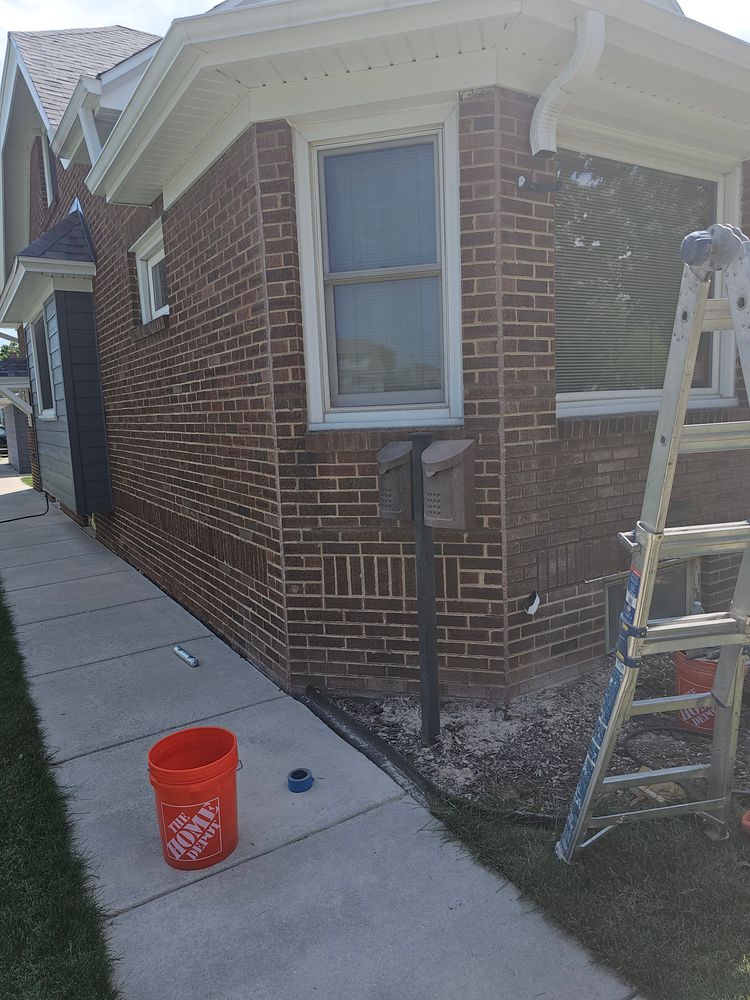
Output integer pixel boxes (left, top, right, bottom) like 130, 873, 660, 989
19, 211, 95, 265
0, 356, 28, 379
11, 25, 161, 128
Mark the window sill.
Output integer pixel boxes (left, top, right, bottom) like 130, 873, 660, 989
556, 393, 739, 420
131, 314, 169, 341
308, 409, 463, 431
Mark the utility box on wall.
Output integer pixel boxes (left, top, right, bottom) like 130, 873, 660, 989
377, 440, 413, 521
421, 439, 475, 529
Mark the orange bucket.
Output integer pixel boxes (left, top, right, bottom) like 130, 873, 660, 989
673, 651, 716, 734
148, 726, 239, 870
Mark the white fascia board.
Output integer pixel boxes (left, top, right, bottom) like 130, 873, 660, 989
86, 0, 520, 199
50, 77, 100, 159
8, 39, 53, 140
99, 40, 161, 89
0, 257, 96, 324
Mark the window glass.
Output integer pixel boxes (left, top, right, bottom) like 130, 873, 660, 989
323, 141, 438, 272
32, 316, 53, 412
606, 561, 691, 651
555, 151, 717, 395
151, 256, 168, 314
332, 277, 442, 398
320, 137, 444, 406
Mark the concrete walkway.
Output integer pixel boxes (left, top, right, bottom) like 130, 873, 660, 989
0, 466, 640, 1000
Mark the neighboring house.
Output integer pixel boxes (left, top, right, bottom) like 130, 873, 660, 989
1, 0, 750, 700
0, 355, 31, 472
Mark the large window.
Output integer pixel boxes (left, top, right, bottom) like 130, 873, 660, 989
30, 313, 54, 416
295, 107, 462, 430
555, 150, 726, 414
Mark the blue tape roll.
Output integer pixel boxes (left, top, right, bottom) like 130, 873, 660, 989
287, 768, 314, 793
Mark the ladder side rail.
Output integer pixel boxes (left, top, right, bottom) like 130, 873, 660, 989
556, 268, 709, 863
640, 268, 711, 533
703, 250, 750, 837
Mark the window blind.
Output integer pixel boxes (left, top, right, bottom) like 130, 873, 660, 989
555, 151, 717, 395
320, 138, 444, 405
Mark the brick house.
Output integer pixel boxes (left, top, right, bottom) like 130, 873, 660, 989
1, 0, 750, 701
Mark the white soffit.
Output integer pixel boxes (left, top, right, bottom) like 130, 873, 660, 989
87, 0, 750, 208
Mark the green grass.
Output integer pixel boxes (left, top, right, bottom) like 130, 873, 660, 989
433, 795, 750, 1000
0, 588, 119, 1000
20, 475, 33, 488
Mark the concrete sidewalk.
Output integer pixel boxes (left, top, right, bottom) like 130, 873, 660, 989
0, 466, 640, 1000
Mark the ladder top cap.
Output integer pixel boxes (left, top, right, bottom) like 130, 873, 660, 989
681, 224, 748, 277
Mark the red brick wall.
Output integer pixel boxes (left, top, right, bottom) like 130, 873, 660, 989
277, 92, 506, 699
25, 93, 750, 702
28, 132, 291, 687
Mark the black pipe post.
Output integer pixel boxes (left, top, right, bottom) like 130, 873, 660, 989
410, 433, 440, 746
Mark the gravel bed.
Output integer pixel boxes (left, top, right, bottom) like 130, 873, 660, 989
336, 654, 750, 814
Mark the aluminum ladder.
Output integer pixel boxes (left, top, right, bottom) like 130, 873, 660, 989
556, 223, 750, 863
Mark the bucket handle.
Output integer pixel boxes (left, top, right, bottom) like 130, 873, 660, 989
146, 758, 243, 775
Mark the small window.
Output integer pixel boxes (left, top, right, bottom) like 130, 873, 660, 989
130, 220, 169, 323
605, 560, 696, 651
31, 314, 54, 415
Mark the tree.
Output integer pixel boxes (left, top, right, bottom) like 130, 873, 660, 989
0, 342, 19, 361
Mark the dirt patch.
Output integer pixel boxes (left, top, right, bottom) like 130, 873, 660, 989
336, 654, 750, 814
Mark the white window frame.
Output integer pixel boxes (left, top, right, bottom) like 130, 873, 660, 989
555, 136, 741, 419
41, 134, 55, 208
28, 308, 56, 420
294, 105, 463, 430
130, 220, 169, 323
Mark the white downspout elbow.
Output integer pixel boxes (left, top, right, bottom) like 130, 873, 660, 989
530, 10, 606, 157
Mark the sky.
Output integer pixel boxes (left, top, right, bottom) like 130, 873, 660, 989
0, 0, 208, 37
0, 0, 745, 42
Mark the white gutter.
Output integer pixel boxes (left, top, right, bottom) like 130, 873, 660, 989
530, 9, 606, 156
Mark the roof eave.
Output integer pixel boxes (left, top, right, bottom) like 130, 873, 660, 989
85, 0, 750, 206
50, 77, 101, 160
0, 256, 97, 325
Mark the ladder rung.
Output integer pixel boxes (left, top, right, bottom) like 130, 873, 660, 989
659, 521, 750, 558
587, 797, 726, 828
629, 692, 715, 717
618, 520, 750, 558
701, 297, 734, 331
642, 612, 746, 654
601, 764, 710, 790
680, 421, 750, 454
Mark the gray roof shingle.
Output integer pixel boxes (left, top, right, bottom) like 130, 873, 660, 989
19, 211, 95, 265
11, 25, 161, 128
0, 356, 29, 379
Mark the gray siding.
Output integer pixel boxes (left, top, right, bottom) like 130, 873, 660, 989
25, 291, 111, 515
0, 402, 31, 474
26, 296, 77, 510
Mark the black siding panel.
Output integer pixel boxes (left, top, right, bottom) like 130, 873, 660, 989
55, 291, 112, 515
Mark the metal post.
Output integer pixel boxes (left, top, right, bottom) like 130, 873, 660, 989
411, 433, 440, 746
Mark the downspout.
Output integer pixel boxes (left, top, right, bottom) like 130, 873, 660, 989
530, 10, 606, 157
